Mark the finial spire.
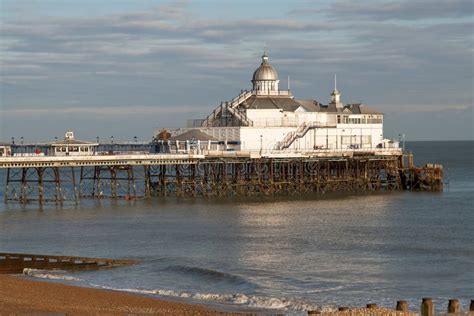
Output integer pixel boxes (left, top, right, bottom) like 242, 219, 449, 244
331, 73, 343, 108
288, 75, 290, 91
262, 47, 269, 63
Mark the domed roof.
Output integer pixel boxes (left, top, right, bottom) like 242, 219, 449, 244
252, 52, 278, 82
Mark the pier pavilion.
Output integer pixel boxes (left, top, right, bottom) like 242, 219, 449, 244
158, 51, 392, 154
50, 130, 98, 156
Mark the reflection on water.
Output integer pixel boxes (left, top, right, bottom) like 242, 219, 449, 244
0, 141, 473, 313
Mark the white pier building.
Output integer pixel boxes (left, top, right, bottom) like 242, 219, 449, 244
156, 51, 397, 154
50, 130, 98, 156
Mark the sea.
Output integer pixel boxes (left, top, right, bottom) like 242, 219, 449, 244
0, 141, 473, 315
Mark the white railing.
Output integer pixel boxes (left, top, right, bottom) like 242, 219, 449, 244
253, 90, 292, 96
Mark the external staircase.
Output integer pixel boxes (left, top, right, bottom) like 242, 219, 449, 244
276, 121, 335, 150
201, 90, 254, 127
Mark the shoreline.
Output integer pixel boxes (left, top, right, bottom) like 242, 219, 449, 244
0, 274, 250, 315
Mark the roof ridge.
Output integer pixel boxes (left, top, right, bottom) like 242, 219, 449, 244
268, 97, 279, 109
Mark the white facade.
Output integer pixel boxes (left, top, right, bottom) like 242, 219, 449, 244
238, 112, 383, 152
0, 145, 11, 157
158, 51, 392, 155
50, 130, 98, 156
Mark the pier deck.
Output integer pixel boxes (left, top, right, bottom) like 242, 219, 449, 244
0, 150, 443, 203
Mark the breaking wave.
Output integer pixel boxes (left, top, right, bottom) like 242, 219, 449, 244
164, 264, 248, 285
23, 268, 83, 282
92, 284, 322, 312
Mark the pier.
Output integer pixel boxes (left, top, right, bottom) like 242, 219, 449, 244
0, 149, 443, 204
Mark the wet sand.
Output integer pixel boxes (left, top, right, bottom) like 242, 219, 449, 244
0, 274, 249, 315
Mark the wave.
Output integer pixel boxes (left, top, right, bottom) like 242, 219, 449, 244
91, 284, 321, 312
23, 268, 83, 282
164, 264, 248, 285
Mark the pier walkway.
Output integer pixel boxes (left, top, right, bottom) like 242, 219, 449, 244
0, 149, 403, 169
0, 153, 203, 169
0, 149, 442, 204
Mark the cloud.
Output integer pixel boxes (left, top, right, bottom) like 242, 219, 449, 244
383, 104, 472, 113
0, 0, 472, 140
328, 0, 473, 21
0, 105, 200, 117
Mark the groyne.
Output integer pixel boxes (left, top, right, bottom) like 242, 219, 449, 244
0, 252, 137, 274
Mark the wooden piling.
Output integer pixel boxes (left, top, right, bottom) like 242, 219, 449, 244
366, 303, 377, 309
2, 154, 443, 203
447, 299, 460, 313
470, 300, 474, 312
421, 298, 434, 316
396, 300, 408, 312
338, 307, 349, 311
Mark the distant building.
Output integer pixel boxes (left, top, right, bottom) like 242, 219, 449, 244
50, 130, 98, 156
157, 50, 388, 153
0, 144, 12, 157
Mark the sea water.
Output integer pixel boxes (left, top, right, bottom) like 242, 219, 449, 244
0, 141, 473, 314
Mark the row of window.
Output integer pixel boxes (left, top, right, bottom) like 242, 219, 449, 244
55, 147, 93, 152
341, 135, 372, 144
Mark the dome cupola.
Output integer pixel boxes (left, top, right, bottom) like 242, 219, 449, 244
252, 50, 280, 94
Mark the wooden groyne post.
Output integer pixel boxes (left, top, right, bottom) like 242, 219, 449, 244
421, 298, 434, 316
396, 300, 408, 313
447, 299, 460, 313
307, 298, 474, 316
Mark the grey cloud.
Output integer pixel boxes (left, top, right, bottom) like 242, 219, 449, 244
1, 1, 472, 141
329, 0, 473, 20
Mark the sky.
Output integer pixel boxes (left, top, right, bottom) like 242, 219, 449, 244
0, 0, 473, 142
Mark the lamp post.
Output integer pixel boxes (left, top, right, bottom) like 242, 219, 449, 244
20, 137, 24, 145
259, 135, 263, 155
96, 136, 100, 144
11, 137, 14, 145
403, 133, 406, 151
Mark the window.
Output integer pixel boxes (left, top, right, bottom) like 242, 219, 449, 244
342, 136, 352, 144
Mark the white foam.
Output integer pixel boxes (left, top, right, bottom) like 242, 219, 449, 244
23, 268, 82, 282
91, 284, 320, 312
